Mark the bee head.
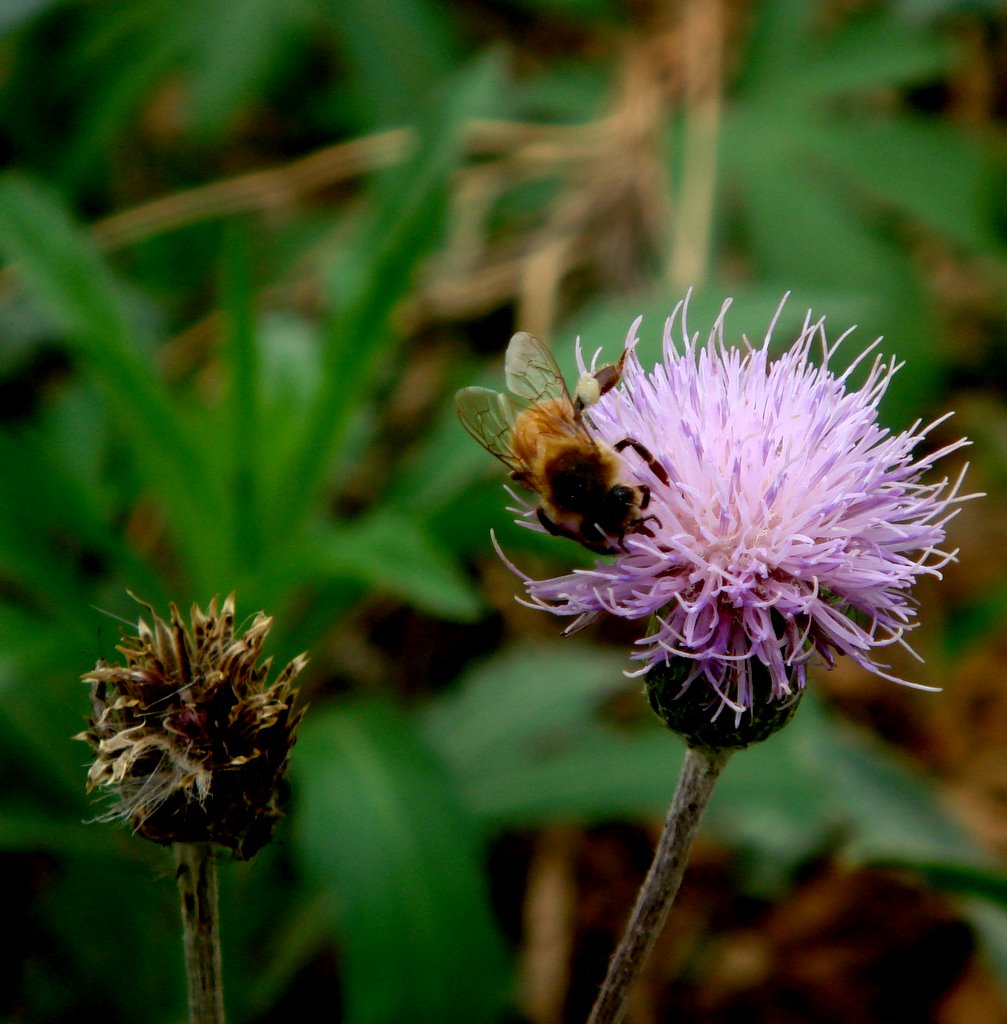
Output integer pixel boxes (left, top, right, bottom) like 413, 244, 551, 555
602, 484, 637, 520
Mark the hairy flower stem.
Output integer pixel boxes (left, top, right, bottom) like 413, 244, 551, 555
586, 746, 731, 1024
175, 842, 226, 1024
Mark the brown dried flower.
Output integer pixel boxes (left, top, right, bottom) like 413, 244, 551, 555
77, 594, 306, 859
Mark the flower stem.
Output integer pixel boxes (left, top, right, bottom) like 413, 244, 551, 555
175, 841, 226, 1024
586, 745, 730, 1024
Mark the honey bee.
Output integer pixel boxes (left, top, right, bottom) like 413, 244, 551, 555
456, 331, 669, 554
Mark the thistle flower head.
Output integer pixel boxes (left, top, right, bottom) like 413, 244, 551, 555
77, 595, 306, 859
503, 295, 974, 737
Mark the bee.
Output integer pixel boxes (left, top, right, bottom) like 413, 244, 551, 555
456, 331, 669, 554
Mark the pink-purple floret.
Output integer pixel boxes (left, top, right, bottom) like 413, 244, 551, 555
503, 294, 975, 718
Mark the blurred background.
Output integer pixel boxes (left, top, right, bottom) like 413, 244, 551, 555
1, 0, 1006, 1021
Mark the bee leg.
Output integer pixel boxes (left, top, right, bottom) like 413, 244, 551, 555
630, 485, 660, 533
536, 508, 587, 545
633, 485, 662, 532
616, 520, 658, 551
536, 507, 567, 538
537, 507, 617, 555
614, 438, 669, 487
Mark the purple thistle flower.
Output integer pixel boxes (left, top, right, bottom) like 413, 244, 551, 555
501, 294, 975, 721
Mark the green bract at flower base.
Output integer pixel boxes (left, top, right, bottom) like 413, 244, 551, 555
645, 656, 801, 751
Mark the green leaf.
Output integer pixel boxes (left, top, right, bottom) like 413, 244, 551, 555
818, 117, 994, 253
300, 511, 484, 621
966, 902, 1007, 993
0, 612, 103, 805
740, 1, 947, 100
323, 0, 460, 131
384, 387, 500, 518
895, 0, 1006, 16
722, 112, 905, 293
714, 4, 962, 424
785, 9, 947, 99
292, 701, 510, 1024
268, 52, 506, 535
62, 6, 187, 184
512, 59, 610, 123
241, 888, 340, 1016
720, 113, 944, 425
0, 174, 133, 343
706, 697, 839, 889
27, 848, 183, 1022
0, 461, 91, 613
501, 0, 617, 17
187, 0, 305, 136
423, 643, 630, 773
870, 859, 1007, 907
946, 578, 1007, 656
423, 644, 698, 830
250, 310, 324, 518
0, 174, 230, 590
813, 701, 978, 864
0, 806, 112, 855
428, 652, 989, 901
0, 0, 61, 36
220, 221, 263, 565
455, 726, 683, 826
0, 423, 164, 610
427, 649, 838, 889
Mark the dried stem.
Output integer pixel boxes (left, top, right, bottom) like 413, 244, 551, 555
175, 841, 226, 1024
586, 745, 730, 1024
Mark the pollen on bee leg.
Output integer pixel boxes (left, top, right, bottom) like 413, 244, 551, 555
575, 373, 602, 410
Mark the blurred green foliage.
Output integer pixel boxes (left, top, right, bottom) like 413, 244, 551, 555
2, 1, 1006, 1022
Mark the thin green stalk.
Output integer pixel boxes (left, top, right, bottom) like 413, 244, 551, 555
175, 841, 226, 1024
586, 745, 730, 1024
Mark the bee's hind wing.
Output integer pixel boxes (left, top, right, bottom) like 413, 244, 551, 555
455, 386, 522, 471
505, 332, 570, 404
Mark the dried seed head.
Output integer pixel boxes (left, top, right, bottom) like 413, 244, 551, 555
77, 594, 307, 859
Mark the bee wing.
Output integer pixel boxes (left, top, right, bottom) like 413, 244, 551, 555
505, 331, 571, 405
455, 386, 522, 471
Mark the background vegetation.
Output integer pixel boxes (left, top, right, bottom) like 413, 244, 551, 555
2, 1, 1006, 1021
